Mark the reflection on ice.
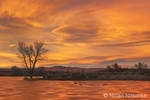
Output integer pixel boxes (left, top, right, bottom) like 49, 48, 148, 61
0, 77, 149, 100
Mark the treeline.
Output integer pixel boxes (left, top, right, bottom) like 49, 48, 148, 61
43, 62, 150, 80
105, 62, 149, 74
107, 62, 148, 70
6, 66, 45, 76
1, 62, 150, 80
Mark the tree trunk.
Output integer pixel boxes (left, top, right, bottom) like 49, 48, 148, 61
30, 74, 33, 79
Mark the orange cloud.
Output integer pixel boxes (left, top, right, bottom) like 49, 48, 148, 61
0, 0, 150, 67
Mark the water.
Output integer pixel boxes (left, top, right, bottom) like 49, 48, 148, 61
0, 77, 150, 100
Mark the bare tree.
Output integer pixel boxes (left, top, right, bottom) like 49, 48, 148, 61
17, 41, 48, 79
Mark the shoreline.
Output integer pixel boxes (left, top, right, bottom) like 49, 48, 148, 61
0, 76, 150, 81
1, 74, 150, 81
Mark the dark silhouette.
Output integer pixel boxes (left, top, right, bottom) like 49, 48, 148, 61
135, 62, 148, 74
106, 63, 121, 72
135, 62, 148, 70
1, 62, 150, 80
11, 66, 23, 76
17, 41, 48, 79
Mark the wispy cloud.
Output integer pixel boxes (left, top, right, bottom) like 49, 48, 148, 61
0, 0, 150, 67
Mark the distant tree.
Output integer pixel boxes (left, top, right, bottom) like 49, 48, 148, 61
11, 66, 22, 76
106, 63, 121, 72
17, 41, 48, 79
112, 63, 120, 70
108, 63, 121, 72
106, 65, 113, 72
11, 66, 17, 70
135, 62, 148, 70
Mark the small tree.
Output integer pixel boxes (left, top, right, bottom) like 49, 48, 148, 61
11, 66, 22, 76
106, 63, 121, 72
111, 63, 121, 72
112, 63, 120, 70
106, 65, 113, 72
17, 41, 48, 79
135, 62, 148, 74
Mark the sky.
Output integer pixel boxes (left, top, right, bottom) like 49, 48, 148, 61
0, 0, 150, 68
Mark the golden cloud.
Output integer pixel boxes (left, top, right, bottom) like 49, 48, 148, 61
0, 0, 150, 67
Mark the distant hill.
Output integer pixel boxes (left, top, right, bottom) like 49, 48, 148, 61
44, 66, 105, 72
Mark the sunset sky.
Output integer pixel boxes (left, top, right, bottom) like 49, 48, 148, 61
0, 0, 150, 68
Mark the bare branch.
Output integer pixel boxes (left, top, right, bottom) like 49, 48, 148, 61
17, 41, 48, 79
